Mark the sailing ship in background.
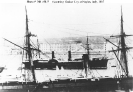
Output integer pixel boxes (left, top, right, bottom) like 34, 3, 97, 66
0, 6, 132, 92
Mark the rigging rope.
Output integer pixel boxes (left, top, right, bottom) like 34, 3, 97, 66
28, 18, 116, 37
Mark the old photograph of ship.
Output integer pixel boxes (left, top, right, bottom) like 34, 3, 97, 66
0, 3, 133, 92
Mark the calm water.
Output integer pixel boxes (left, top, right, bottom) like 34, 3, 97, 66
0, 69, 116, 82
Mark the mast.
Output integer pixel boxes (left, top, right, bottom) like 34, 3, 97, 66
105, 6, 133, 77
37, 39, 40, 58
25, 6, 36, 83
86, 35, 90, 60
83, 35, 90, 78
120, 7, 128, 77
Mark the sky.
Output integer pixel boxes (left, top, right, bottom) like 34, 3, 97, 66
0, 2, 133, 40
1, 2, 133, 51
0, 1, 133, 76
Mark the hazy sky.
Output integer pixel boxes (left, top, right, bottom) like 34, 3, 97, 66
0, 3, 133, 40
1, 2, 133, 56
0, 2, 133, 51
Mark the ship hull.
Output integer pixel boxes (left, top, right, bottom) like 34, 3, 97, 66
23, 59, 108, 70
0, 77, 132, 92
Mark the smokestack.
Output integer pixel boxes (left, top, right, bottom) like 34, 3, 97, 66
52, 51, 55, 59
68, 51, 72, 61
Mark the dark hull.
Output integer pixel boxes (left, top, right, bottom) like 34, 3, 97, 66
23, 59, 108, 70
0, 77, 132, 92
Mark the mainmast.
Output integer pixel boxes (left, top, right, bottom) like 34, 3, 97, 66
83, 35, 90, 78
25, 6, 36, 83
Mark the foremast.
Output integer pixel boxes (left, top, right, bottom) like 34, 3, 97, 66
25, 6, 36, 83
3, 6, 37, 83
